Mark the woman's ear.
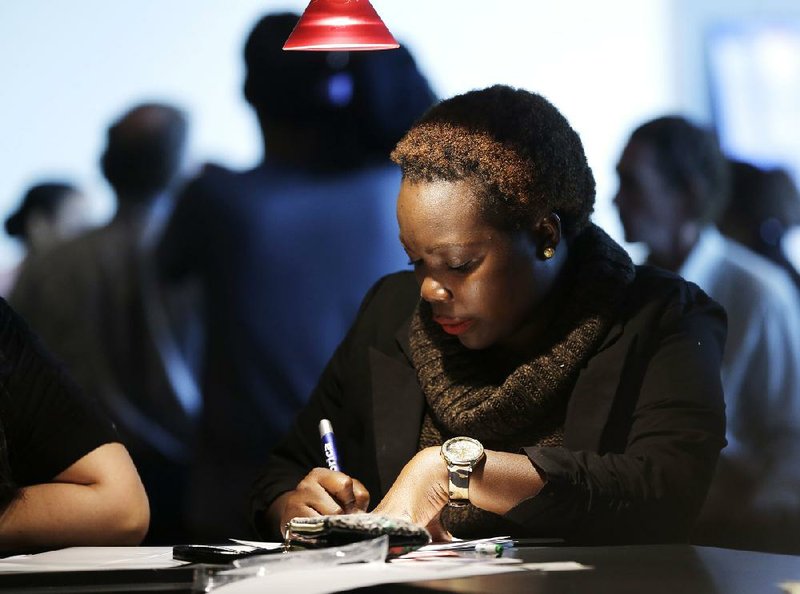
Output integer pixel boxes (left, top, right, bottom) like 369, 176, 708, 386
533, 213, 562, 260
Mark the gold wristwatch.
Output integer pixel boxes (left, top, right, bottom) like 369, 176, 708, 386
440, 436, 485, 507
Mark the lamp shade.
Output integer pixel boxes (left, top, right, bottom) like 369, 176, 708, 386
283, 0, 399, 51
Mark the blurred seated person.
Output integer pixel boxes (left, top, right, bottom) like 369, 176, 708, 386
157, 13, 436, 539
1, 182, 91, 295
252, 85, 726, 544
718, 159, 800, 291
0, 298, 148, 549
10, 103, 197, 544
614, 116, 800, 553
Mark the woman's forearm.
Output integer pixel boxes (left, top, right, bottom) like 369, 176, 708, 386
0, 443, 149, 549
470, 450, 546, 514
0, 482, 147, 548
374, 447, 546, 529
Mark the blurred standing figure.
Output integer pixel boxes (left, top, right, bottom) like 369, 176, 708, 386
718, 159, 800, 291
157, 12, 436, 540
614, 116, 800, 553
2, 182, 91, 295
10, 103, 199, 544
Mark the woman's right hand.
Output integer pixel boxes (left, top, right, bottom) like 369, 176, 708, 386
271, 468, 370, 536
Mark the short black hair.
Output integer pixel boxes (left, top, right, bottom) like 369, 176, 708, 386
5, 182, 78, 241
726, 159, 800, 227
243, 13, 333, 124
243, 13, 436, 168
391, 84, 595, 237
719, 159, 800, 248
630, 116, 730, 224
101, 103, 188, 200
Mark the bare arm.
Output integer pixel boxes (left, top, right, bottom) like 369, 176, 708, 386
472, 449, 545, 513
372, 446, 545, 536
0, 442, 150, 549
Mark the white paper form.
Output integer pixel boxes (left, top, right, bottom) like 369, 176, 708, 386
415, 535, 511, 552
213, 559, 525, 594
0, 546, 187, 572
228, 539, 284, 551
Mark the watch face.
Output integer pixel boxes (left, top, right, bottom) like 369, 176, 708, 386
442, 437, 484, 465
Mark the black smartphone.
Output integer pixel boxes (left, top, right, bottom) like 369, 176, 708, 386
172, 544, 282, 564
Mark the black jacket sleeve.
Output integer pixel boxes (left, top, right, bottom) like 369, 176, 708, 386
508, 276, 727, 543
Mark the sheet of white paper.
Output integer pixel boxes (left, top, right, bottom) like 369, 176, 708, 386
0, 546, 186, 572
391, 555, 522, 564
213, 560, 523, 593
417, 535, 511, 552
228, 539, 284, 550
519, 561, 592, 571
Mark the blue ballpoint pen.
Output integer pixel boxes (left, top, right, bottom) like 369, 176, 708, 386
319, 418, 341, 472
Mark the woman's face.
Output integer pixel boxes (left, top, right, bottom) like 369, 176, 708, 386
397, 178, 560, 351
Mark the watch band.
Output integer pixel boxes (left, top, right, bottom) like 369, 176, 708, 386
440, 436, 484, 507
446, 465, 472, 507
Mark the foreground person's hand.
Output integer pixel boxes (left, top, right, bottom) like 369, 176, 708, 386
423, 515, 453, 543
274, 467, 370, 534
372, 447, 451, 540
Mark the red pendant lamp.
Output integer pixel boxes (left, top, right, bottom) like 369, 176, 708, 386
283, 0, 399, 51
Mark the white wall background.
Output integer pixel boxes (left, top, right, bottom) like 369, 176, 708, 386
0, 0, 796, 271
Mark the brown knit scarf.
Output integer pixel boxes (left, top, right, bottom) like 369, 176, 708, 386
410, 224, 635, 537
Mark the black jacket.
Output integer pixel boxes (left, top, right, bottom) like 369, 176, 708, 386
252, 267, 726, 544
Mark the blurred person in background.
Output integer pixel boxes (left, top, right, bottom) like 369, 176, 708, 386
10, 103, 199, 544
614, 116, 800, 553
1, 182, 91, 295
718, 159, 800, 291
157, 12, 436, 540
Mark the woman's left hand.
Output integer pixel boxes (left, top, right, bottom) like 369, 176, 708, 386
372, 446, 451, 538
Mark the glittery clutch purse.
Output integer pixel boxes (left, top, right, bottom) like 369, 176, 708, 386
285, 513, 430, 553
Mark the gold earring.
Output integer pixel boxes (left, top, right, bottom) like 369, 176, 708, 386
543, 246, 555, 260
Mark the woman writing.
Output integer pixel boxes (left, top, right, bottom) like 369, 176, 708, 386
252, 85, 726, 543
